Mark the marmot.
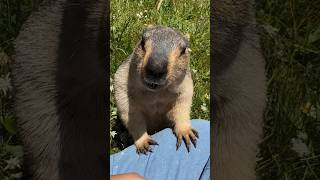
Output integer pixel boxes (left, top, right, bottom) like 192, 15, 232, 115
114, 26, 199, 154
212, 0, 266, 180
12, 0, 108, 179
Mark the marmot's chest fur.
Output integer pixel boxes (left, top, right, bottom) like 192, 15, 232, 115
115, 57, 190, 133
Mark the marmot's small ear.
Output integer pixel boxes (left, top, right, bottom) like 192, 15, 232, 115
144, 24, 154, 28
142, 24, 154, 39
142, 29, 151, 40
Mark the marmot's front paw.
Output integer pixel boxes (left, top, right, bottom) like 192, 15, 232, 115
174, 123, 199, 152
135, 133, 158, 154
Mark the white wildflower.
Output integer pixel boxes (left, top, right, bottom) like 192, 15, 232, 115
136, 12, 143, 19
110, 131, 117, 138
205, 93, 210, 100
201, 103, 208, 112
110, 84, 114, 92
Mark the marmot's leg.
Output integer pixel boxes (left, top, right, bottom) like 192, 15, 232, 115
168, 94, 198, 152
125, 112, 158, 154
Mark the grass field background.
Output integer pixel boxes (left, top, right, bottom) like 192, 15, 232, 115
256, 0, 320, 179
109, 0, 210, 153
0, 0, 318, 179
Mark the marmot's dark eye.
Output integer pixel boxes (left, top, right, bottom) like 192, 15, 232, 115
180, 47, 186, 56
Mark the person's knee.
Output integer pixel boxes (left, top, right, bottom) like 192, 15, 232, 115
110, 172, 144, 180
125, 173, 144, 180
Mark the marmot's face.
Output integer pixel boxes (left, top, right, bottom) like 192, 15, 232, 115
134, 26, 190, 91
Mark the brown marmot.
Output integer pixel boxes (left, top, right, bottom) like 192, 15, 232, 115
114, 26, 199, 154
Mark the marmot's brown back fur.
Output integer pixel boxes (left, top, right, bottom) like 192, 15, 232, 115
212, 0, 266, 179
114, 26, 199, 154
13, 0, 108, 179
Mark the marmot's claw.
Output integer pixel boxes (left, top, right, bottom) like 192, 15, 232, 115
135, 136, 158, 155
149, 139, 159, 145
176, 136, 182, 150
190, 128, 199, 148
192, 128, 199, 139
136, 146, 152, 155
175, 127, 199, 152
191, 138, 197, 148
183, 135, 191, 152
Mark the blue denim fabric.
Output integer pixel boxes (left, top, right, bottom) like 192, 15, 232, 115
110, 119, 210, 180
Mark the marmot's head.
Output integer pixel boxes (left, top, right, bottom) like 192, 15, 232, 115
133, 26, 191, 91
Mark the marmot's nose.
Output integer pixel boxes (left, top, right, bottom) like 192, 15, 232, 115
145, 57, 168, 80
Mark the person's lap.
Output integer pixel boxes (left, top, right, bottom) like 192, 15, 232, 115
110, 119, 210, 180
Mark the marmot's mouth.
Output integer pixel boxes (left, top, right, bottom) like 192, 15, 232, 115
143, 77, 167, 90
145, 81, 160, 89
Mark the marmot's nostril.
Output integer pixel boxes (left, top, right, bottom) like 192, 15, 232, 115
145, 59, 168, 79
146, 68, 167, 79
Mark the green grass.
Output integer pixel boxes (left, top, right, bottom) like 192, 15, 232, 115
110, 0, 210, 153
256, 0, 320, 179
